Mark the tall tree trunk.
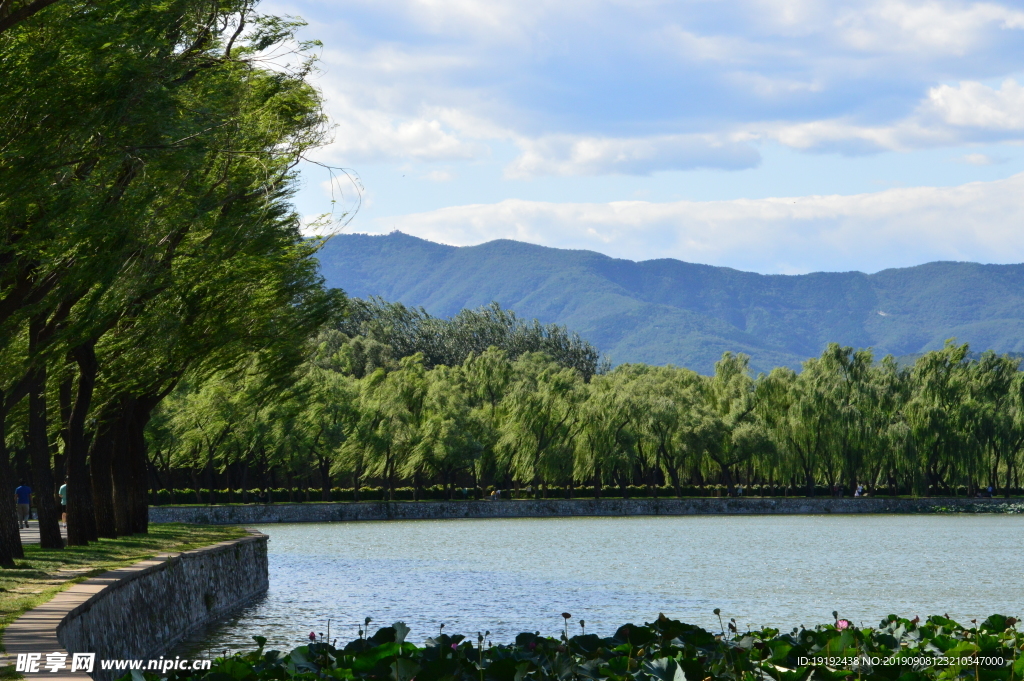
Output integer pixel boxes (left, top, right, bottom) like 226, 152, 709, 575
1006, 455, 1016, 499
110, 406, 133, 535
27, 336, 62, 549
386, 449, 395, 501
666, 463, 682, 498
0, 403, 24, 565
90, 416, 118, 538
81, 460, 97, 541
718, 462, 734, 497
205, 444, 216, 505
124, 397, 155, 534
65, 344, 97, 546
317, 453, 331, 501
190, 466, 202, 504
55, 374, 72, 490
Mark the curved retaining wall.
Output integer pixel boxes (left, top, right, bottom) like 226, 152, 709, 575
56, 531, 268, 681
148, 496, 1020, 524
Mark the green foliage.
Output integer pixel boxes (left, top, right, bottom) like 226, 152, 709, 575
150, 332, 1024, 503
339, 298, 601, 379
135, 614, 1024, 681
0, 0, 344, 552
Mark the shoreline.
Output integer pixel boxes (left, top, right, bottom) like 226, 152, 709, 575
148, 496, 1023, 525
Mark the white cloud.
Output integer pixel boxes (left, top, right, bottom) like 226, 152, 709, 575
314, 96, 488, 164
362, 173, 1024, 273
269, 0, 1024, 172
765, 78, 1024, 153
836, 1, 1024, 55
957, 152, 1007, 165
505, 134, 761, 178
928, 79, 1024, 130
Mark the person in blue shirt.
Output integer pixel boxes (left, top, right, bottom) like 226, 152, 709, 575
14, 483, 31, 529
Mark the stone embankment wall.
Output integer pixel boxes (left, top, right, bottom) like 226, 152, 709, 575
56, 531, 268, 681
149, 496, 1018, 525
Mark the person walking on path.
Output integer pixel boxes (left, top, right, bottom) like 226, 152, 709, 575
14, 483, 31, 529
58, 483, 67, 527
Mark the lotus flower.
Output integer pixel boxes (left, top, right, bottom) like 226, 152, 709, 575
309, 632, 316, 641
836, 620, 851, 631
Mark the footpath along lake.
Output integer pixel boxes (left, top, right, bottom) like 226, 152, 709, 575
181, 515, 1024, 655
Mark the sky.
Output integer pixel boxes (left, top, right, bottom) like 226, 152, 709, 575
265, 0, 1024, 274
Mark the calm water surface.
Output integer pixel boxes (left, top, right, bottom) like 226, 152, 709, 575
180, 515, 1024, 655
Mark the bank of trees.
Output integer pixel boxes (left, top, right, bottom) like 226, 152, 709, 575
150, 329, 1024, 504
0, 0, 342, 563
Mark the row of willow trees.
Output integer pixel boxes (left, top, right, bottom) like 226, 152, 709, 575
150, 324, 1024, 505
0, 0, 345, 563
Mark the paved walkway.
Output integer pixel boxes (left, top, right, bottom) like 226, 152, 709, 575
17, 520, 68, 545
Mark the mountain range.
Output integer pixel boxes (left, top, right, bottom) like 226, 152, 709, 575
315, 232, 1024, 374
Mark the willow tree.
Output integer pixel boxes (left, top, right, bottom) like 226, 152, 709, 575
406, 365, 482, 499
693, 353, 768, 495
906, 342, 973, 495
290, 363, 359, 501
966, 352, 1023, 496
2, 0, 341, 546
497, 353, 583, 496
810, 344, 876, 495
865, 356, 912, 496
355, 355, 429, 500
628, 366, 704, 497
574, 373, 636, 498
461, 347, 514, 486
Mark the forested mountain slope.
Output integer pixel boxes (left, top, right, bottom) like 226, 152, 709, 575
317, 232, 1024, 373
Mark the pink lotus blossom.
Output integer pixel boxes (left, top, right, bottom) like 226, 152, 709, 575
836, 620, 851, 631
309, 632, 317, 641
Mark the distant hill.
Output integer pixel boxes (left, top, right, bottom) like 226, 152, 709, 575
316, 232, 1024, 374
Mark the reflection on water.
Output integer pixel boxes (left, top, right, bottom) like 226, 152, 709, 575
177, 514, 1024, 656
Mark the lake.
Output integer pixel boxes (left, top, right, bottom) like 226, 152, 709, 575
179, 514, 1024, 655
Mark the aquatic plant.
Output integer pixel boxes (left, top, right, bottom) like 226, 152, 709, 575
145, 613, 1024, 681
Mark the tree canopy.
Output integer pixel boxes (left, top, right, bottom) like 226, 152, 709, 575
0, 0, 342, 563
149, 327, 1024, 508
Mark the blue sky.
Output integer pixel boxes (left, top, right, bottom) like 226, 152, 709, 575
265, 0, 1024, 274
